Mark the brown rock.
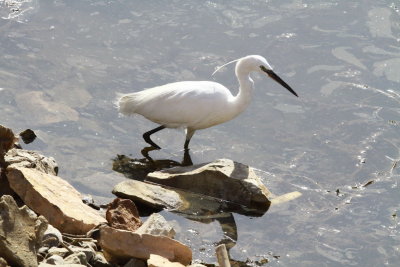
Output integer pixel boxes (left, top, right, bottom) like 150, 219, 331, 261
0, 195, 48, 267
0, 125, 17, 155
146, 158, 271, 209
6, 166, 106, 234
147, 254, 185, 267
99, 225, 192, 266
106, 198, 142, 232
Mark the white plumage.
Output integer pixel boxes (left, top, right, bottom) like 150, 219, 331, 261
117, 55, 298, 150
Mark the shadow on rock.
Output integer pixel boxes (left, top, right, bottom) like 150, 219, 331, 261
112, 146, 193, 181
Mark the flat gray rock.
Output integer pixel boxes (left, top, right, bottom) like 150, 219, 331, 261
146, 158, 271, 209
112, 179, 184, 210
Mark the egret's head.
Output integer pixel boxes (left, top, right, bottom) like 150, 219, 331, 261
237, 55, 298, 97
236, 55, 272, 74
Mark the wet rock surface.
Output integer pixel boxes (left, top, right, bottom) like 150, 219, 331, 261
146, 158, 271, 209
113, 179, 184, 210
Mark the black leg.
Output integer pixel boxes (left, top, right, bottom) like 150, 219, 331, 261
184, 128, 195, 150
143, 125, 165, 149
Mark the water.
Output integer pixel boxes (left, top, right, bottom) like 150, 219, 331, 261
1, 0, 399, 265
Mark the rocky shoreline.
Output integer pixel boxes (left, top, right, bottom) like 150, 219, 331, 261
0, 124, 288, 267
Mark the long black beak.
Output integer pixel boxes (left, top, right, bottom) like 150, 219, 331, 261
261, 66, 298, 97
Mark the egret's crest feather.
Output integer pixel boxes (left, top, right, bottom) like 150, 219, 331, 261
212, 58, 240, 76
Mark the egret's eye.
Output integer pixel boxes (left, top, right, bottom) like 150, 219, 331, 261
260, 65, 268, 72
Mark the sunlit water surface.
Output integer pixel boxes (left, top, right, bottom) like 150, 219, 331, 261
1, 0, 399, 266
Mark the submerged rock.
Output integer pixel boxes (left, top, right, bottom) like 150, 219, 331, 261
146, 158, 271, 209
6, 166, 107, 234
98, 225, 192, 266
0, 195, 48, 267
15, 91, 79, 125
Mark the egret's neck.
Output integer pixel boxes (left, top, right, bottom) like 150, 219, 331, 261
232, 71, 254, 114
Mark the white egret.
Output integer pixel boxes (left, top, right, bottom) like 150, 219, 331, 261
117, 55, 298, 150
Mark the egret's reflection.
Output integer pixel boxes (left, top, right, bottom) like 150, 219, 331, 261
141, 146, 193, 166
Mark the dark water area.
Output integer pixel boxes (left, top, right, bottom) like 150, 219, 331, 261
1, 0, 399, 266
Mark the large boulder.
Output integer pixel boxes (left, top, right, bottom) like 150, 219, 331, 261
146, 159, 271, 209
98, 225, 192, 266
0, 195, 48, 267
6, 166, 106, 234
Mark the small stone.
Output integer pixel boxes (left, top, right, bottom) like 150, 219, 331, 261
136, 213, 175, 238
64, 252, 87, 265
47, 247, 69, 258
106, 198, 142, 232
90, 253, 111, 267
38, 263, 86, 267
45, 255, 65, 265
70, 245, 96, 263
81, 241, 97, 252
42, 224, 63, 248
19, 129, 36, 144
123, 258, 147, 267
147, 254, 185, 267
37, 247, 49, 255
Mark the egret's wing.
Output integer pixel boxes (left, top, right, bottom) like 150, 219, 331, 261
118, 81, 233, 128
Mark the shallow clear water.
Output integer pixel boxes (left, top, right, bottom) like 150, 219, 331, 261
1, 0, 399, 265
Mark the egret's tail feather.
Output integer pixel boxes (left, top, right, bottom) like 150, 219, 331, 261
115, 93, 138, 116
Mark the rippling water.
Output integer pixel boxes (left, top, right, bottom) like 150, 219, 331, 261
1, 0, 399, 265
